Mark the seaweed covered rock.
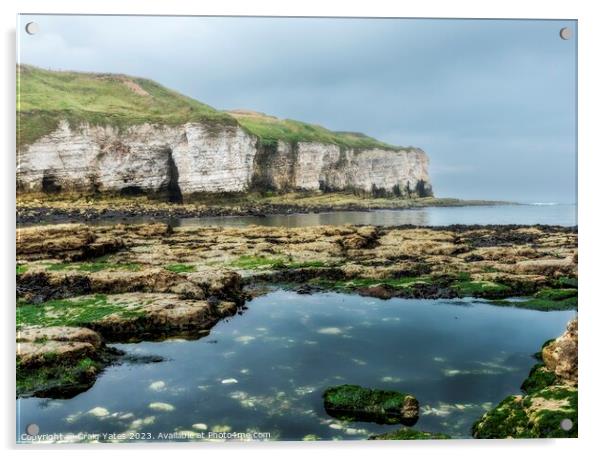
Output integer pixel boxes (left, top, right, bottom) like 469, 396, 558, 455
472, 319, 578, 438
89, 294, 238, 341
17, 293, 239, 342
16, 326, 115, 398
17, 265, 245, 304
520, 363, 558, 394
472, 386, 577, 439
16, 224, 123, 261
369, 428, 450, 440
323, 384, 419, 425
16, 222, 578, 308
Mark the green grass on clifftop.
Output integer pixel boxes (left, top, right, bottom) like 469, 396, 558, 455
17, 65, 412, 152
17, 65, 235, 147
228, 110, 410, 150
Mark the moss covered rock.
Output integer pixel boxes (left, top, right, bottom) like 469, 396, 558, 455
323, 384, 419, 425
16, 326, 114, 398
472, 386, 577, 439
520, 363, 558, 395
473, 319, 578, 439
369, 428, 450, 440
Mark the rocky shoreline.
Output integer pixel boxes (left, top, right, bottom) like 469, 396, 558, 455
16, 193, 511, 226
367, 319, 578, 440
16, 221, 577, 404
472, 319, 578, 438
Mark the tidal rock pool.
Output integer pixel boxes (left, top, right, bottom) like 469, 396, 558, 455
17, 291, 575, 442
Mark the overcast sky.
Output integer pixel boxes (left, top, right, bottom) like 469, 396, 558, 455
18, 15, 577, 202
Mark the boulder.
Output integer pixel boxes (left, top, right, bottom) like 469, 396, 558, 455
323, 384, 419, 425
16, 326, 109, 398
17, 326, 103, 368
542, 319, 578, 384
89, 293, 238, 340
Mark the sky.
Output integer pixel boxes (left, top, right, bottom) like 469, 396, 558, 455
18, 15, 577, 202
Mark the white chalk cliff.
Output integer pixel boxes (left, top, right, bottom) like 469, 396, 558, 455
17, 120, 432, 201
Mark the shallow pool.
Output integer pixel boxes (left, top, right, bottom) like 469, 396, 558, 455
17, 291, 575, 442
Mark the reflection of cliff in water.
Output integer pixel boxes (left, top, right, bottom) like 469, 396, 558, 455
172, 210, 430, 228
57, 204, 576, 229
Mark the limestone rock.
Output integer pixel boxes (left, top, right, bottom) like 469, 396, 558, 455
87, 293, 238, 339
17, 120, 432, 198
542, 319, 578, 384
472, 320, 578, 439
89, 268, 181, 294
16, 223, 123, 261
257, 141, 432, 196
16, 325, 109, 398
17, 326, 103, 368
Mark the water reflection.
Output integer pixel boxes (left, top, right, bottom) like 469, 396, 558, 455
17, 292, 575, 442
178, 204, 576, 228
71, 204, 576, 228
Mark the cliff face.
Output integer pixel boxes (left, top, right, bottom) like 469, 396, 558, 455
17, 120, 432, 201
253, 140, 430, 195
16, 66, 432, 200
17, 120, 258, 200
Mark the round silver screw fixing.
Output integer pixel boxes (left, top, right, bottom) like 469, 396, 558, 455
559, 27, 572, 40
25, 423, 39, 436
560, 418, 573, 431
25, 22, 39, 35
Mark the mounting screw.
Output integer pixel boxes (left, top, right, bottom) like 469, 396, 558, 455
559, 27, 572, 40
560, 418, 573, 431
25, 22, 39, 35
25, 423, 39, 436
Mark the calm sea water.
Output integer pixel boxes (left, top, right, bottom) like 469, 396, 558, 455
17, 291, 575, 443
24, 203, 577, 228
177, 204, 576, 228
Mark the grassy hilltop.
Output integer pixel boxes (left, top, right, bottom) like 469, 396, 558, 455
228, 109, 407, 150
17, 65, 408, 151
17, 65, 234, 147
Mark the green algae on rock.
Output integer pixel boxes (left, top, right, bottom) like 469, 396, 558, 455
520, 363, 559, 395
491, 288, 577, 311
471, 387, 577, 439
472, 319, 578, 438
16, 326, 117, 398
15, 222, 578, 400
17, 223, 578, 310
323, 384, 419, 425
17, 293, 239, 342
369, 428, 451, 440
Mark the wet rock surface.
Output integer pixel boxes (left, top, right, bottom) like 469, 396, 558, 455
16, 194, 505, 225
16, 222, 577, 400
16, 326, 119, 398
542, 319, 578, 385
472, 319, 578, 438
369, 429, 451, 440
16, 224, 124, 261
323, 384, 419, 425
87, 293, 238, 341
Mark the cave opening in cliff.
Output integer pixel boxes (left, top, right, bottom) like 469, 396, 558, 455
165, 148, 183, 204
416, 179, 432, 198
41, 172, 62, 194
